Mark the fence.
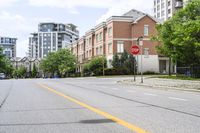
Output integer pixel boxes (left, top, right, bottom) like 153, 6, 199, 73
176, 66, 200, 78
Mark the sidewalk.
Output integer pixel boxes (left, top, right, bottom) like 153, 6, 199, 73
117, 76, 200, 92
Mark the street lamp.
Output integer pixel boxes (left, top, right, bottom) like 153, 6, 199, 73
137, 36, 143, 83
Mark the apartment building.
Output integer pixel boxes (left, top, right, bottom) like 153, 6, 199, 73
153, 0, 188, 22
10, 57, 41, 77
29, 23, 79, 58
71, 9, 173, 74
0, 36, 17, 58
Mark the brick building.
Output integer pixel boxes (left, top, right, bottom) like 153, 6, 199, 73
70, 9, 174, 74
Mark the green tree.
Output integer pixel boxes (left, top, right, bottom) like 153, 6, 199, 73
124, 54, 136, 74
83, 63, 91, 76
0, 47, 14, 77
120, 50, 129, 65
112, 54, 120, 68
32, 63, 37, 78
88, 56, 107, 76
40, 49, 76, 77
155, 0, 200, 68
17, 67, 27, 78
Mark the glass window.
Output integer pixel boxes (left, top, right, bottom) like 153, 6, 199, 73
96, 47, 99, 55
168, 9, 171, 14
100, 46, 102, 55
161, 3, 165, 8
144, 25, 149, 36
108, 43, 112, 54
157, 12, 160, 18
161, 10, 165, 16
157, 5, 160, 11
99, 32, 102, 41
117, 41, 124, 53
168, 1, 171, 6
96, 34, 99, 43
108, 27, 112, 36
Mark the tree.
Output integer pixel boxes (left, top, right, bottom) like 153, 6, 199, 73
155, 0, 200, 68
0, 47, 14, 77
88, 56, 107, 76
124, 54, 136, 74
17, 67, 27, 78
112, 54, 120, 68
32, 63, 37, 78
83, 63, 91, 76
120, 50, 129, 65
40, 49, 76, 77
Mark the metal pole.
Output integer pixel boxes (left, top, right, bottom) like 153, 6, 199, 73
134, 55, 136, 82
102, 56, 105, 76
141, 43, 143, 83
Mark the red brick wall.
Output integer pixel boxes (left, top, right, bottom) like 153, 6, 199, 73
113, 21, 132, 38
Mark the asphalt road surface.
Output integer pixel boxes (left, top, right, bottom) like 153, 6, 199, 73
0, 77, 200, 133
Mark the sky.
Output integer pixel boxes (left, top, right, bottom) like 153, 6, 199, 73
0, 0, 153, 57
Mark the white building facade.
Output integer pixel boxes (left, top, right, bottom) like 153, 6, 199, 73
153, 0, 188, 22
29, 23, 79, 58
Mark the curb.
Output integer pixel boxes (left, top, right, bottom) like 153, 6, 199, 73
117, 80, 200, 93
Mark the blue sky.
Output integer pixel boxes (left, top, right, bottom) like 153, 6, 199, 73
0, 0, 153, 57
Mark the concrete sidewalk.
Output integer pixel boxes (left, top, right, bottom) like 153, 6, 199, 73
117, 76, 200, 92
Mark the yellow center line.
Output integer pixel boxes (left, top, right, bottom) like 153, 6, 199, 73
38, 83, 149, 133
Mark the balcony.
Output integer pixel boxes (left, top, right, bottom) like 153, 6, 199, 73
175, 1, 183, 8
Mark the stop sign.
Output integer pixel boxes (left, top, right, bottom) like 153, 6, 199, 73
131, 45, 140, 55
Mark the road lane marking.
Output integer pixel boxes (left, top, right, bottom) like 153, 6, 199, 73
38, 84, 149, 133
168, 97, 187, 101
111, 88, 119, 90
126, 90, 136, 93
144, 93, 157, 97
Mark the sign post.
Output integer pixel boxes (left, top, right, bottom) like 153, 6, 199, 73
137, 36, 144, 83
131, 45, 140, 82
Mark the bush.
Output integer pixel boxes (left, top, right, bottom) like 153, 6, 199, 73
143, 71, 156, 75
105, 67, 129, 75
85, 56, 107, 76
83, 63, 91, 76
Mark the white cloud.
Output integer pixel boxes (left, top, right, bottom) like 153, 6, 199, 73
0, 0, 20, 7
29, 0, 119, 8
0, 11, 53, 57
96, 0, 153, 24
28, 0, 153, 22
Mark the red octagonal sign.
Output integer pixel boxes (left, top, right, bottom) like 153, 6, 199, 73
131, 45, 140, 55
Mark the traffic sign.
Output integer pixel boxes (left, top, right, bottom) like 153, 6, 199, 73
131, 45, 140, 55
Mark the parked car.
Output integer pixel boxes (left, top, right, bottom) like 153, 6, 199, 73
0, 73, 6, 80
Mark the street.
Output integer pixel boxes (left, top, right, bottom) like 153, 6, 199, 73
0, 78, 200, 133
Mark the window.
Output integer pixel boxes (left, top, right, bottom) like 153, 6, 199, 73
99, 32, 102, 41
96, 47, 99, 55
100, 46, 102, 55
157, 13, 160, 18
89, 38, 92, 46
96, 34, 99, 43
117, 41, 124, 53
168, 1, 171, 6
108, 43, 112, 54
144, 48, 149, 58
161, 10, 165, 17
168, 9, 171, 14
144, 25, 149, 36
161, 3, 165, 8
108, 27, 112, 36
157, 5, 160, 11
